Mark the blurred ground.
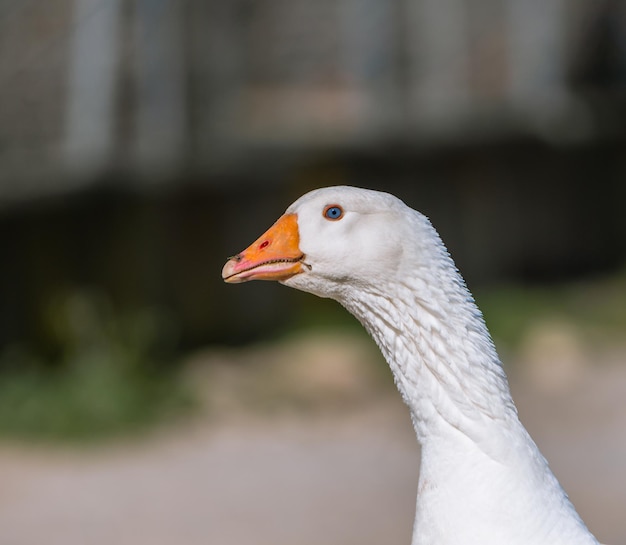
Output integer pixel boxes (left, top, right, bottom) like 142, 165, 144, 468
0, 331, 624, 545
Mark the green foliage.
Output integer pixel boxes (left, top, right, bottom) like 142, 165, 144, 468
0, 291, 194, 442
476, 271, 626, 350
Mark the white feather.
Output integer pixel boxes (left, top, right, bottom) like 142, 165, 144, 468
281, 186, 600, 545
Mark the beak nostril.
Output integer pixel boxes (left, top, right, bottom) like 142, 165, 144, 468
259, 240, 270, 250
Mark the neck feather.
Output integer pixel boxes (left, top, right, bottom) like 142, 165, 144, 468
338, 262, 518, 450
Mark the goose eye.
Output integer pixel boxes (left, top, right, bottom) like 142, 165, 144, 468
323, 205, 343, 221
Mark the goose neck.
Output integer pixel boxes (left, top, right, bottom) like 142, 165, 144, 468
340, 276, 517, 446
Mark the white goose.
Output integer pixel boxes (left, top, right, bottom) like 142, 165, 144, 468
222, 186, 601, 545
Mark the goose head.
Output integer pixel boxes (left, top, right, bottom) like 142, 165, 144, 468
222, 186, 435, 301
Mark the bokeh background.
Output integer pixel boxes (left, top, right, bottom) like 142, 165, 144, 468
0, 1, 625, 544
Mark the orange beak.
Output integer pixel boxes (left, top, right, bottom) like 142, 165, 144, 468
222, 213, 304, 283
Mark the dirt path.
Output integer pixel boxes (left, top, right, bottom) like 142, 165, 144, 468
0, 346, 624, 545
0, 402, 418, 545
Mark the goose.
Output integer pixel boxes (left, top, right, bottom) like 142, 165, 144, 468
221, 186, 602, 545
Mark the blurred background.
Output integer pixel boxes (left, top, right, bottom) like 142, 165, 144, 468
0, 0, 625, 544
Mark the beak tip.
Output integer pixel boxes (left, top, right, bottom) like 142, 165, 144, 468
221, 259, 238, 282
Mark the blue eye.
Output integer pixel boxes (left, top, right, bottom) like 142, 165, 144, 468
323, 205, 344, 221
